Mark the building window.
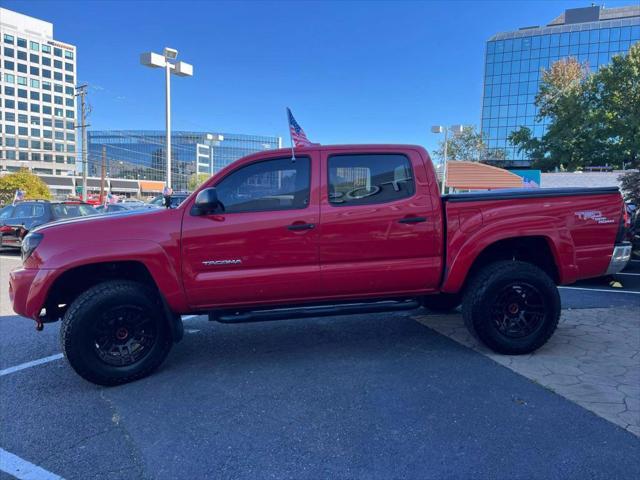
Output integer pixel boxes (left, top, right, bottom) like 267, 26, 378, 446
4, 46, 14, 57
65, 98, 74, 107
44, 130, 52, 139
30, 91, 40, 100
18, 126, 28, 135
43, 93, 52, 103
17, 76, 27, 86
54, 72, 63, 81
42, 69, 51, 78
30, 66, 40, 76
19, 152, 29, 161
65, 74, 74, 84
65, 110, 74, 119
18, 101, 28, 111
30, 53, 39, 63
5, 86, 15, 95
54, 84, 63, 93
55, 131, 65, 140
65, 86, 74, 95
30, 79, 40, 88
30, 104, 40, 113
54, 96, 63, 105
30, 116, 40, 125
31, 139, 41, 149
54, 59, 62, 69
44, 154, 53, 162
43, 106, 52, 115
17, 38, 27, 48
42, 56, 51, 66
42, 44, 51, 53
17, 50, 26, 61
4, 73, 15, 83
31, 128, 41, 136
64, 50, 73, 59
5, 125, 16, 134
42, 81, 51, 90
30, 41, 39, 51
65, 62, 74, 72
54, 108, 64, 117
19, 139, 28, 148
18, 89, 27, 98
54, 47, 62, 57
4, 34, 14, 44
4, 60, 14, 70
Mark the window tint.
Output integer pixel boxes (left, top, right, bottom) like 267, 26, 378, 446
215, 157, 310, 213
328, 154, 414, 206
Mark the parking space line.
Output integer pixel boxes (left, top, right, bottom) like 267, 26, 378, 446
559, 286, 640, 295
0, 447, 64, 480
0, 353, 63, 377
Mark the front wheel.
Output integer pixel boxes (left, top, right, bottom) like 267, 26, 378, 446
462, 261, 560, 355
61, 280, 172, 386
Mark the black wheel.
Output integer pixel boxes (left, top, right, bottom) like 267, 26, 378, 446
462, 261, 560, 355
422, 293, 461, 312
61, 280, 172, 386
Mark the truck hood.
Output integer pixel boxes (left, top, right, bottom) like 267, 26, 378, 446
32, 208, 162, 233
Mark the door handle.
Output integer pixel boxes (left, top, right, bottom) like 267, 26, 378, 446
287, 222, 315, 231
398, 216, 427, 224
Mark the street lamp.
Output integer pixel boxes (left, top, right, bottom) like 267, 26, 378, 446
140, 47, 193, 189
431, 124, 464, 194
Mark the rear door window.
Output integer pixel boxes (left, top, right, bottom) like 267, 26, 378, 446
328, 154, 415, 206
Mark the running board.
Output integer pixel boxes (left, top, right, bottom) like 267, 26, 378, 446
209, 299, 421, 324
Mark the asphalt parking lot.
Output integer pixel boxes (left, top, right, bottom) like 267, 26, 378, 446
1, 252, 639, 479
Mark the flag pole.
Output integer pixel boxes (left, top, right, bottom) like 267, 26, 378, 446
286, 107, 296, 161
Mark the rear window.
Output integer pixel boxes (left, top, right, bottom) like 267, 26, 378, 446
51, 204, 98, 219
12, 203, 46, 218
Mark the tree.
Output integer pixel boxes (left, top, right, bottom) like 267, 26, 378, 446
619, 171, 640, 206
510, 44, 640, 171
433, 125, 506, 163
187, 173, 210, 191
0, 169, 51, 205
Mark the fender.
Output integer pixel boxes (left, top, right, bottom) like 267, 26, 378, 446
441, 215, 578, 294
23, 239, 189, 319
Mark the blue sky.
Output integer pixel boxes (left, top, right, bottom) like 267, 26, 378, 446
2, 0, 633, 152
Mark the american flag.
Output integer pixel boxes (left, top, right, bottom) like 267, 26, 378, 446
287, 108, 313, 147
13, 189, 25, 205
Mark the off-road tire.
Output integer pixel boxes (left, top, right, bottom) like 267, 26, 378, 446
61, 280, 172, 386
422, 293, 462, 313
462, 260, 560, 355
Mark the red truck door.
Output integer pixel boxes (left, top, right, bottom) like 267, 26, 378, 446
181, 152, 320, 308
318, 148, 442, 298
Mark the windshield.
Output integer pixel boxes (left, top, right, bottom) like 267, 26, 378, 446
51, 204, 99, 219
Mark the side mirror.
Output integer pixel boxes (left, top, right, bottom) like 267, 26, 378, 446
192, 187, 223, 215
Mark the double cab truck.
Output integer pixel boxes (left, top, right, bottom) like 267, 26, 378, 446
9, 145, 631, 385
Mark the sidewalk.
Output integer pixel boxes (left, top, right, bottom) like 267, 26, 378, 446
414, 307, 640, 436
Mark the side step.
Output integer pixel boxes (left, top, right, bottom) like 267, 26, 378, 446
209, 299, 421, 324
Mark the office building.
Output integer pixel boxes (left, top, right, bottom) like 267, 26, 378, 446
0, 7, 77, 175
87, 130, 282, 191
481, 5, 640, 165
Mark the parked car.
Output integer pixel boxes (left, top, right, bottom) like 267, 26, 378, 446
9, 145, 631, 385
1, 200, 98, 249
149, 191, 190, 208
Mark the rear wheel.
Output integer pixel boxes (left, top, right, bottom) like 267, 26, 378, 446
422, 293, 461, 313
462, 261, 560, 354
61, 280, 172, 386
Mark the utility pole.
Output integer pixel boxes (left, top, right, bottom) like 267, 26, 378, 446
75, 84, 89, 202
165, 60, 172, 189
100, 146, 106, 205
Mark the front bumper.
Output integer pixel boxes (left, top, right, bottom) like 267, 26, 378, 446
9, 267, 57, 320
605, 242, 632, 275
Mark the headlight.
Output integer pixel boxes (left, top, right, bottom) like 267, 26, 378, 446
21, 232, 43, 262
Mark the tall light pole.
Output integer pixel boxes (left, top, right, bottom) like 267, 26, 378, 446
431, 125, 464, 194
140, 48, 193, 189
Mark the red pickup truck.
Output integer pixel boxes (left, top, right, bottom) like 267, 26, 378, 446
9, 145, 631, 385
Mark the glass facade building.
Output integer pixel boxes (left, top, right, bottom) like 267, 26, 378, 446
87, 130, 281, 191
481, 5, 640, 165
0, 8, 77, 176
